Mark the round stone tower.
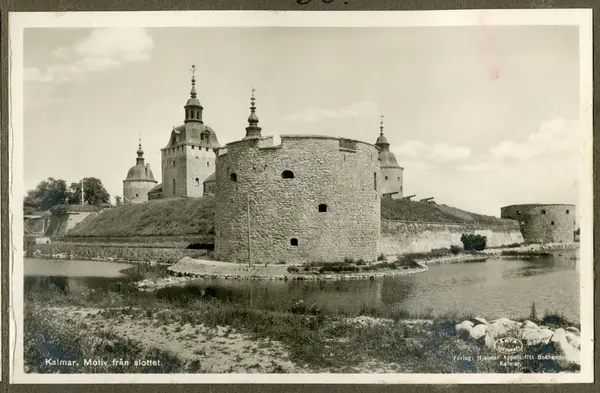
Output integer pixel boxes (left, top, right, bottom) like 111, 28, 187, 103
500, 204, 577, 243
123, 140, 158, 203
376, 115, 404, 199
214, 90, 381, 265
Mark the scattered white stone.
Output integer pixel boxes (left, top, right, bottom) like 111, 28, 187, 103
472, 317, 488, 325
469, 324, 487, 340
519, 327, 554, 346
455, 320, 474, 336
522, 320, 539, 329
565, 326, 580, 336
550, 329, 581, 369
565, 331, 581, 350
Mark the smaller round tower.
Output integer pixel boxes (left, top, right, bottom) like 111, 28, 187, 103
376, 115, 404, 199
123, 139, 158, 204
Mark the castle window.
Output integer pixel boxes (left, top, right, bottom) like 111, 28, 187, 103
318, 204, 328, 212
374, 172, 377, 191
230, 173, 237, 182
398, 177, 400, 181
281, 170, 295, 179
290, 238, 298, 246
385, 176, 388, 180
207, 162, 210, 167
172, 179, 176, 194
135, 194, 139, 198
195, 178, 200, 187
566, 209, 570, 214
551, 221, 555, 226
192, 145, 195, 150
541, 209, 546, 214
173, 160, 176, 167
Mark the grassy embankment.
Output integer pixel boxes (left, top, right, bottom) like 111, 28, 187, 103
25, 283, 577, 374
32, 197, 516, 264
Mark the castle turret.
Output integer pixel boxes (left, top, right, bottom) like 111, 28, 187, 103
243, 87, 262, 139
159, 66, 220, 199
184, 64, 203, 124
123, 138, 158, 204
376, 115, 404, 198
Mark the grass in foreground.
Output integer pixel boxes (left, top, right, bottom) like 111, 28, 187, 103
24, 285, 578, 374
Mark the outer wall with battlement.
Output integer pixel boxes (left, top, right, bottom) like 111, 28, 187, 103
500, 204, 577, 243
214, 135, 381, 264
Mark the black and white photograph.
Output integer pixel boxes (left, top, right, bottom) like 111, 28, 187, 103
8, 10, 593, 384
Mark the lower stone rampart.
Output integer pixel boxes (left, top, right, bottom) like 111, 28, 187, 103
380, 220, 524, 255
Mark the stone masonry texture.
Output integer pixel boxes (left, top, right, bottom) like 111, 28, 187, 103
214, 135, 381, 264
162, 145, 215, 198
501, 204, 577, 243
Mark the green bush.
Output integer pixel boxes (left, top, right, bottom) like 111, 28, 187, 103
450, 245, 462, 255
460, 234, 487, 251
287, 266, 299, 273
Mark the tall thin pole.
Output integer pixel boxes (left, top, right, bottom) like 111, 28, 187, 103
81, 179, 84, 205
247, 192, 251, 267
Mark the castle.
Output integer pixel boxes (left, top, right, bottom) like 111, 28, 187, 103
123, 67, 404, 206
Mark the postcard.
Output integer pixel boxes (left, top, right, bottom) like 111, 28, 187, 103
8, 9, 593, 384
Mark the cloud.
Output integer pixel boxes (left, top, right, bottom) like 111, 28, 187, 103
491, 118, 579, 161
25, 28, 154, 83
393, 141, 471, 163
283, 101, 378, 122
456, 160, 514, 173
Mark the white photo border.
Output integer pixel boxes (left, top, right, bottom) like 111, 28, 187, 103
8, 9, 594, 384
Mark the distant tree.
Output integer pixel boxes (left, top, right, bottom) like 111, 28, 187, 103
68, 178, 110, 206
23, 177, 68, 213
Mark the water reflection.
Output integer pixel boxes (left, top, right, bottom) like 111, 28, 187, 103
25, 252, 581, 322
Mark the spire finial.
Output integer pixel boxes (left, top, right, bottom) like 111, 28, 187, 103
380, 114, 385, 135
136, 137, 144, 164
245, 87, 262, 139
190, 65, 197, 98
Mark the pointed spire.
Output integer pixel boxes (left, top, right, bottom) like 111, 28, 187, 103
190, 65, 197, 98
136, 137, 145, 165
244, 87, 262, 139
375, 114, 389, 150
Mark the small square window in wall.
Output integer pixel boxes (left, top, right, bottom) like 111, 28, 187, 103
551, 221, 555, 225
290, 238, 298, 246
541, 209, 546, 214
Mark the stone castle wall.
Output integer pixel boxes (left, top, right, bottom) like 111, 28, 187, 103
501, 204, 576, 243
183, 145, 215, 198
380, 166, 404, 198
123, 180, 157, 203
380, 220, 524, 255
214, 135, 381, 264
162, 144, 214, 198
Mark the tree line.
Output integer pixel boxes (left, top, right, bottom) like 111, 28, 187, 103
24, 177, 110, 215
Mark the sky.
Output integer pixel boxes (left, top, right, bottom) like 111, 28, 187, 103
22, 25, 581, 216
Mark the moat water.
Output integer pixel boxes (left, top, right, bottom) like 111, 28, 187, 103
25, 249, 580, 321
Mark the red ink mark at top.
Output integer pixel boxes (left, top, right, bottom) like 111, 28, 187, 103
489, 67, 500, 81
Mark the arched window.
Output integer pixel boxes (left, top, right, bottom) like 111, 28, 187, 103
281, 170, 295, 179
207, 162, 210, 167
195, 178, 200, 187
318, 204, 328, 212
172, 179, 176, 194
385, 176, 388, 180
551, 221, 555, 226
566, 209, 570, 214
173, 160, 176, 167
230, 173, 237, 182
290, 238, 298, 246
541, 209, 546, 214
135, 194, 139, 198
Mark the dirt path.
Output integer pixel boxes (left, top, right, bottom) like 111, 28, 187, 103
54, 306, 308, 373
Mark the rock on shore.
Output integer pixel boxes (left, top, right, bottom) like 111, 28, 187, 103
455, 317, 581, 370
